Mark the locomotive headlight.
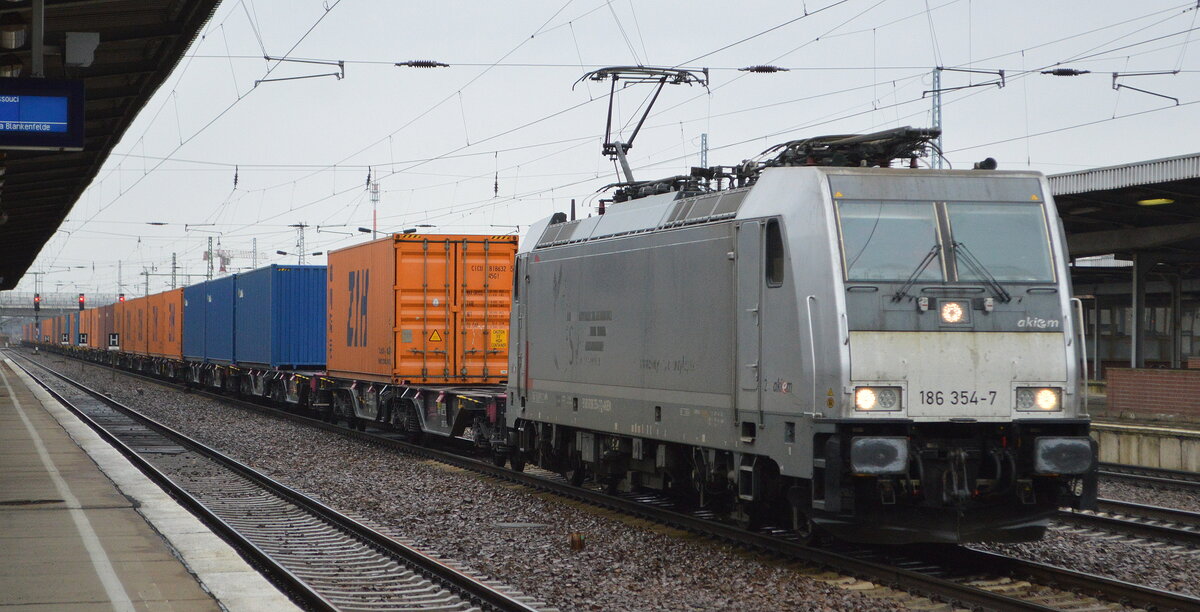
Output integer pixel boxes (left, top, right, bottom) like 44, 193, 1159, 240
854, 386, 901, 411
939, 300, 969, 324
1016, 387, 1061, 411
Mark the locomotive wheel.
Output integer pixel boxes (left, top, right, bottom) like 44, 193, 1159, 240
509, 457, 526, 472
732, 502, 761, 531
563, 462, 586, 486
794, 513, 817, 545
491, 452, 506, 467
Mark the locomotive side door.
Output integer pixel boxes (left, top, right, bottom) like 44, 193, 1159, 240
735, 221, 763, 420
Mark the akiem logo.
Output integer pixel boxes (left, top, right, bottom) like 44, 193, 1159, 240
347, 269, 369, 347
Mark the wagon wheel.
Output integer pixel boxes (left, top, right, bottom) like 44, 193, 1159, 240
403, 405, 424, 445
509, 456, 525, 472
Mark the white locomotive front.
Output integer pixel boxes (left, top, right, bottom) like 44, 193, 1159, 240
504, 129, 1097, 544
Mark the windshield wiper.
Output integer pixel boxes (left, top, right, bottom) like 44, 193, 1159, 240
891, 244, 941, 302
952, 241, 1012, 303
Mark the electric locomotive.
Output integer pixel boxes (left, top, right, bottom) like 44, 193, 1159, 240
502, 127, 1097, 544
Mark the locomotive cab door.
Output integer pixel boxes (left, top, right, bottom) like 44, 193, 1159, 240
735, 221, 764, 420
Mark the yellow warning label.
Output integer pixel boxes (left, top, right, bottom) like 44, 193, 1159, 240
1030, 194, 1041, 201
833, 191, 843, 198
490, 329, 508, 350
428, 330, 443, 342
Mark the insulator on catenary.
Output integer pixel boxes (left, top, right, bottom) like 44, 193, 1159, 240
396, 60, 449, 68
1041, 68, 1090, 76
739, 65, 789, 73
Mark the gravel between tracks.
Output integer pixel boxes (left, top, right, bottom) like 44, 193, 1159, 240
973, 472, 1200, 598
1098, 480, 1200, 514
975, 528, 1200, 598
22, 353, 905, 612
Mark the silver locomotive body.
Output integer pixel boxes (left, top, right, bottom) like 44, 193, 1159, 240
505, 165, 1096, 544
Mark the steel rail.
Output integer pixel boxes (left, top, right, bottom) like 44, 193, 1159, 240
1098, 462, 1200, 491
22, 348, 1200, 612
1055, 499, 1200, 548
935, 546, 1200, 612
8, 352, 541, 612
5, 356, 339, 612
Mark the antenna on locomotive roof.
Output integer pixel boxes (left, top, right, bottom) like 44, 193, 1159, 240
576, 66, 708, 185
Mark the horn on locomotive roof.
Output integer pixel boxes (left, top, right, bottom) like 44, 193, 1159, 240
576, 66, 709, 185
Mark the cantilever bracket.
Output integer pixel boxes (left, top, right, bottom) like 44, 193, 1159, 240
922, 66, 1005, 97
1112, 70, 1180, 105
255, 56, 345, 87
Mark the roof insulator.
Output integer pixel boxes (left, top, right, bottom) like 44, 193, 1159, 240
396, 60, 449, 68
1041, 68, 1090, 76
739, 65, 789, 73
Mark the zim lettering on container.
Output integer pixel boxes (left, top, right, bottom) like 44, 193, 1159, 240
346, 269, 370, 347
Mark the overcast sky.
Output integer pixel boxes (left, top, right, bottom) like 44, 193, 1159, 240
13, 0, 1200, 297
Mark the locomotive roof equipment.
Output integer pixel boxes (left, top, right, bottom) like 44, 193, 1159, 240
577, 65, 708, 185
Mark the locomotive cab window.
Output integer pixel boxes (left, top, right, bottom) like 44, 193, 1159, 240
946, 202, 1055, 282
836, 200, 943, 282
765, 219, 784, 286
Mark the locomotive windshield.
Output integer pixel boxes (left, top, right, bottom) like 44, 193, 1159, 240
946, 202, 1054, 282
836, 199, 1054, 283
838, 201, 943, 281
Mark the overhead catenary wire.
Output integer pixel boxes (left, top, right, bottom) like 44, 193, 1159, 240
34, 2, 1200, 286
58, 0, 347, 247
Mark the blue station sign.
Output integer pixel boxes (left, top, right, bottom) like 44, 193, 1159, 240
0, 78, 85, 151
0, 95, 69, 133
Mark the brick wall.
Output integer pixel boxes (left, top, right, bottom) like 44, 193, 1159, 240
1106, 368, 1200, 424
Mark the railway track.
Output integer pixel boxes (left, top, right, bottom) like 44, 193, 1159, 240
1056, 499, 1200, 549
1099, 462, 1200, 491
7, 354, 548, 612
19, 349, 1200, 612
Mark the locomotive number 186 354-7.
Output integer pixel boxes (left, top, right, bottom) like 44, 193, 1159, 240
918, 390, 998, 406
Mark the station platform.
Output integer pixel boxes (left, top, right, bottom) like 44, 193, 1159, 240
0, 357, 299, 612
1091, 419, 1200, 472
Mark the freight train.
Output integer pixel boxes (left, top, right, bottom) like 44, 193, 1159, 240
21, 127, 1097, 545
26, 236, 518, 452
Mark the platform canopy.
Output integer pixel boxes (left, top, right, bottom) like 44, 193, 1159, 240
1051, 153, 1200, 259
0, 0, 220, 290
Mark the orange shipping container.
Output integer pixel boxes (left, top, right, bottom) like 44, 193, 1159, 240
80, 308, 96, 348
97, 304, 116, 350
117, 295, 151, 355
146, 288, 184, 359
327, 234, 517, 384
113, 300, 128, 351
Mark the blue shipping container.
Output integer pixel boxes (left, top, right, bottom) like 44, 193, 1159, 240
182, 283, 206, 361
234, 264, 327, 369
204, 275, 236, 363
70, 312, 79, 344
